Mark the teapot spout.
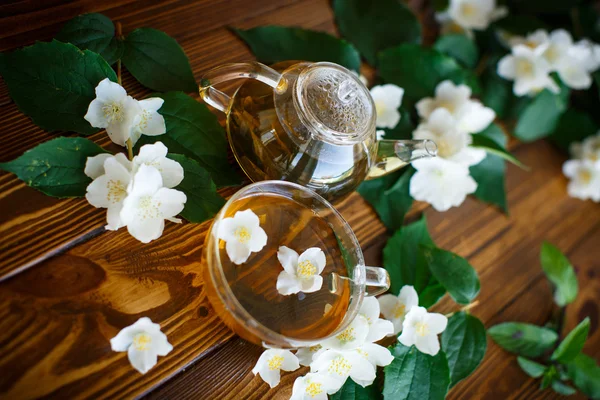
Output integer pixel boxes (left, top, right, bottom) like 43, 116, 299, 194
366, 139, 437, 180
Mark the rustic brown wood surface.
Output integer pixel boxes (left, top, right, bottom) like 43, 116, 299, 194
0, 1, 598, 399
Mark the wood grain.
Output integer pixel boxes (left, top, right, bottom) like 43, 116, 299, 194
0, 1, 598, 400
146, 142, 600, 400
0, 0, 333, 280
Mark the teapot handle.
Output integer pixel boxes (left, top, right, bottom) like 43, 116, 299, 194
199, 62, 286, 113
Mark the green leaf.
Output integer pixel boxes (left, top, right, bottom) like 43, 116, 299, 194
134, 92, 241, 188
470, 123, 508, 213
551, 381, 577, 396
434, 34, 479, 69
378, 44, 477, 103
566, 353, 600, 399
471, 133, 526, 169
549, 109, 599, 153
233, 26, 361, 71
0, 40, 117, 134
381, 108, 414, 140
122, 28, 197, 92
383, 344, 450, 400
357, 167, 414, 232
541, 365, 558, 390
330, 379, 382, 400
0, 137, 107, 197
441, 312, 487, 387
167, 154, 225, 223
420, 245, 480, 304
517, 357, 547, 378
333, 0, 421, 65
514, 87, 569, 142
481, 60, 512, 119
55, 13, 123, 65
487, 322, 558, 358
551, 318, 590, 363
382, 216, 446, 307
540, 242, 578, 307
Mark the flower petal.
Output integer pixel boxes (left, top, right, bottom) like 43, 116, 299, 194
155, 188, 187, 219
361, 342, 394, 367
276, 271, 302, 295
277, 246, 299, 276
300, 275, 323, 293
106, 203, 125, 231
84, 153, 111, 179
248, 225, 268, 252
281, 350, 300, 371
298, 247, 327, 274
415, 334, 441, 356
398, 285, 419, 309
126, 216, 165, 244
377, 295, 399, 320
127, 346, 158, 374
84, 98, 109, 128
226, 240, 252, 265
128, 165, 163, 197
425, 313, 448, 334
366, 318, 395, 343
359, 296, 380, 324
95, 78, 127, 102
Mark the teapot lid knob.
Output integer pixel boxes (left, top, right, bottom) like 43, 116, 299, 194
294, 62, 375, 143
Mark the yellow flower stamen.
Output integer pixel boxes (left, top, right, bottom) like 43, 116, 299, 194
516, 60, 534, 77
336, 327, 356, 344
415, 322, 430, 337
461, 4, 476, 17
268, 355, 284, 370
298, 260, 317, 277
579, 169, 592, 184
133, 333, 152, 351
102, 102, 125, 123
234, 227, 252, 244
393, 304, 406, 319
305, 381, 323, 397
106, 180, 126, 204
328, 356, 352, 376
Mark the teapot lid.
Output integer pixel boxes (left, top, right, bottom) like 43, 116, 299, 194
294, 62, 375, 144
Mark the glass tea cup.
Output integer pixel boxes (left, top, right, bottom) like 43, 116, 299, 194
202, 180, 390, 348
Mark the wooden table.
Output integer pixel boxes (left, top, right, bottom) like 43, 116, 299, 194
0, 1, 598, 399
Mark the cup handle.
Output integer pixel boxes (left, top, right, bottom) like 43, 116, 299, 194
365, 266, 390, 296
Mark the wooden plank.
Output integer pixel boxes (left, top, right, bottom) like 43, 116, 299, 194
144, 142, 600, 399
0, 0, 333, 280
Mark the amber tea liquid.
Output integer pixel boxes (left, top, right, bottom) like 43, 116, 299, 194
203, 194, 351, 344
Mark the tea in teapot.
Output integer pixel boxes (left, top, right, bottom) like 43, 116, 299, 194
200, 61, 436, 201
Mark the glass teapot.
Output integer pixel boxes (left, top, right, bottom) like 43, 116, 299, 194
200, 61, 437, 201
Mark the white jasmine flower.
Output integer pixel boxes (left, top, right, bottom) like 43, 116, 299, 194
84, 78, 141, 146
410, 157, 478, 212
358, 297, 394, 342
378, 285, 419, 334
132, 141, 184, 188
376, 130, 385, 141
290, 372, 340, 400
276, 246, 326, 295
498, 45, 559, 96
110, 317, 173, 374
120, 165, 187, 243
85, 154, 133, 231
556, 45, 594, 90
441, 0, 507, 31
562, 159, 600, 202
295, 344, 322, 366
311, 348, 376, 388
509, 29, 550, 50
319, 315, 370, 351
571, 133, 600, 162
416, 80, 495, 134
399, 306, 448, 356
217, 209, 267, 265
252, 348, 299, 388
370, 84, 405, 129
130, 98, 167, 146
574, 39, 600, 72
413, 108, 486, 167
